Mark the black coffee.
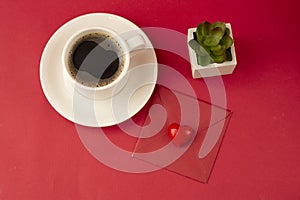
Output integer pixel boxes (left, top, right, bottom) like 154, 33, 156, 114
67, 32, 125, 87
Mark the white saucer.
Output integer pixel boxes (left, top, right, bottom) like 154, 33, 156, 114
40, 13, 157, 127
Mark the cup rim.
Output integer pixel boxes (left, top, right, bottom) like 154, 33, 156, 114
61, 26, 130, 92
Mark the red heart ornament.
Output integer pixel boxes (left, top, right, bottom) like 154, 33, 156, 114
168, 124, 194, 147
167, 123, 180, 139
173, 126, 194, 147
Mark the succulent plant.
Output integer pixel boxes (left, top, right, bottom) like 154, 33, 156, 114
189, 21, 233, 66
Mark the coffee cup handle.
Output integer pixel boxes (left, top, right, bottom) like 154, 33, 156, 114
126, 35, 145, 51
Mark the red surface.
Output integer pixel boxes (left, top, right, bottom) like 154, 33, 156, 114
0, 0, 300, 199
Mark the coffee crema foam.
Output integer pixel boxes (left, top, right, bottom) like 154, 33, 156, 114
66, 32, 126, 88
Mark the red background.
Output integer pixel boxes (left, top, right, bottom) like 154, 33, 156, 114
1, 0, 300, 199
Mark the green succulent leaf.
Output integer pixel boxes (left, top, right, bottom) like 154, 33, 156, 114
196, 24, 203, 43
203, 27, 224, 46
188, 39, 210, 56
220, 35, 233, 49
225, 27, 231, 36
211, 54, 226, 63
211, 21, 226, 33
197, 35, 205, 44
211, 27, 224, 39
196, 21, 211, 37
202, 21, 211, 35
197, 55, 211, 66
189, 39, 199, 50
210, 45, 222, 51
212, 45, 226, 56
203, 36, 219, 46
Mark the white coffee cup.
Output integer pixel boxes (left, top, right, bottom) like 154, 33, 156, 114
62, 27, 145, 100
